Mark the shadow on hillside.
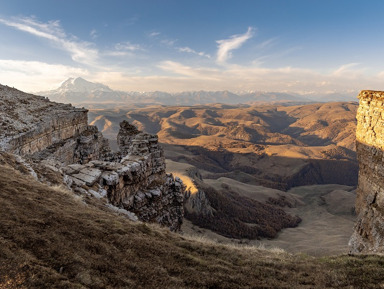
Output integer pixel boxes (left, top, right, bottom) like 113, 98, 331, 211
162, 143, 358, 191
165, 142, 357, 240
249, 109, 297, 132
185, 184, 302, 240
282, 125, 336, 146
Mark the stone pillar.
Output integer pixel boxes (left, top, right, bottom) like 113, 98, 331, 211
117, 120, 140, 155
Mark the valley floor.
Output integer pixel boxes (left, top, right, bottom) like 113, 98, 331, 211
182, 184, 356, 256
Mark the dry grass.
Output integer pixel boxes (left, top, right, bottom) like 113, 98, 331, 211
1, 162, 384, 288
50, 185, 85, 203
182, 233, 287, 254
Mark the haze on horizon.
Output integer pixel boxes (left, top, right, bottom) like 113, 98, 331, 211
1, 0, 384, 98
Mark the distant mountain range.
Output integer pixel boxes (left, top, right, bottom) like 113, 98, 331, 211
39, 77, 356, 108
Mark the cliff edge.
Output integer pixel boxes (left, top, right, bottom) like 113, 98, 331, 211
0, 84, 184, 231
350, 90, 384, 253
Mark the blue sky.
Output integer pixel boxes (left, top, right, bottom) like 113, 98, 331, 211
1, 0, 384, 96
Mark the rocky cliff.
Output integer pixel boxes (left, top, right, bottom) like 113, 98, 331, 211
62, 121, 184, 231
350, 90, 384, 253
0, 85, 86, 154
0, 84, 184, 231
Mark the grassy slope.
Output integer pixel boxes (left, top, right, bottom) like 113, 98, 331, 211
1, 164, 384, 288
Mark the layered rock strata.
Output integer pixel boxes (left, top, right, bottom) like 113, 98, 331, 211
30, 125, 111, 165
0, 85, 184, 231
350, 90, 384, 253
0, 85, 90, 156
63, 121, 184, 231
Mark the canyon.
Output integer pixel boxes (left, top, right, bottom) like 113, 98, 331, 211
87, 101, 359, 253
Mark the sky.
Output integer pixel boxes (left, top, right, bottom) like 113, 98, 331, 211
1, 0, 384, 97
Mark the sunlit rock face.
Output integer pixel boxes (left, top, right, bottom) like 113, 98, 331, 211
350, 90, 384, 253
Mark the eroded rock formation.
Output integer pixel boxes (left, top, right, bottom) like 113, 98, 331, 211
350, 90, 384, 253
63, 121, 184, 231
0, 84, 184, 231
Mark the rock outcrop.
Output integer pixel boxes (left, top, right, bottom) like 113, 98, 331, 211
63, 121, 184, 231
184, 189, 214, 217
350, 90, 384, 253
0, 85, 88, 154
29, 125, 111, 165
0, 84, 184, 231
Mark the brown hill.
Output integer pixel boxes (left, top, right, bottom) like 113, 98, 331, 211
89, 102, 357, 150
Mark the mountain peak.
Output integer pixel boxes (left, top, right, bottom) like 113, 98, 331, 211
59, 77, 112, 93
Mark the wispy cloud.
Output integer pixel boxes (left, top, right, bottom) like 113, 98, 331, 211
0, 16, 379, 96
158, 60, 219, 79
216, 27, 255, 64
0, 59, 89, 91
115, 42, 143, 52
153, 60, 380, 94
105, 41, 144, 57
122, 15, 139, 26
150, 32, 209, 58
332, 63, 362, 77
256, 37, 277, 49
1, 57, 379, 96
90, 29, 98, 39
161, 39, 177, 46
148, 31, 160, 38
178, 46, 210, 58
0, 16, 98, 66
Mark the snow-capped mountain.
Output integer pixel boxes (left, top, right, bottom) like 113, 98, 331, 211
39, 77, 354, 108
58, 77, 113, 93
39, 77, 127, 105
